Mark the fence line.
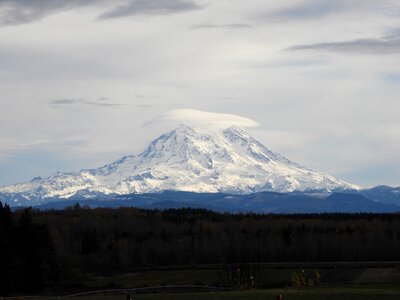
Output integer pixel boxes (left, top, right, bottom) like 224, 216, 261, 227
2, 285, 230, 299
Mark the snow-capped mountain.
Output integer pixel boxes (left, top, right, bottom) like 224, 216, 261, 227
0, 125, 359, 206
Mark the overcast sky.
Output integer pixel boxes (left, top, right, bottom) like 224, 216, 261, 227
0, 0, 399, 188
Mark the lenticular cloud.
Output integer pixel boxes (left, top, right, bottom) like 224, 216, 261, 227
144, 108, 260, 130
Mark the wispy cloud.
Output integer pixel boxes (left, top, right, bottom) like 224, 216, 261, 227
50, 98, 123, 108
238, 58, 329, 69
288, 37, 400, 55
0, 135, 90, 156
98, 0, 202, 20
191, 23, 252, 30
0, 0, 97, 26
22, 136, 90, 148
265, 0, 357, 20
0, 0, 202, 26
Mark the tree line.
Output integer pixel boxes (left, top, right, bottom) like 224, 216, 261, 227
1, 202, 400, 294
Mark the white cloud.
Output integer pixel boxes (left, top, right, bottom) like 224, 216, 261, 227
144, 109, 260, 131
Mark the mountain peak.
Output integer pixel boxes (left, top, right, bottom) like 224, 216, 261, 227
224, 125, 249, 135
223, 125, 253, 142
155, 124, 198, 143
30, 176, 43, 182
173, 123, 196, 134
0, 124, 359, 206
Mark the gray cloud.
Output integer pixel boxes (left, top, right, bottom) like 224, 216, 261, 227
50, 98, 123, 108
266, 0, 355, 20
288, 37, 400, 55
0, 0, 202, 26
134, 104, 154, 108
51, 99, 78, 105
384, 27, 400, 40
23, 136, 90, 148
0, 0, 99, 26
98, 0, 202, 19
383, 73, 400, 82
191, 23, 252, 30
264, 0, 392, 21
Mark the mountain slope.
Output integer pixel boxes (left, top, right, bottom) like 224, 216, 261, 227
0, 124, 358, 206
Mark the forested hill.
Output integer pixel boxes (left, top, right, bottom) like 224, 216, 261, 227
20, 189, 400, 213
1, 203, 400, 294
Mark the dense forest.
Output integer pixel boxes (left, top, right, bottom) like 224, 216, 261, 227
1, 202, 400, 294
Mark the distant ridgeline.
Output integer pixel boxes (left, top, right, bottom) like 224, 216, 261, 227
1, 203, 400, 294
16, 188, 400, 213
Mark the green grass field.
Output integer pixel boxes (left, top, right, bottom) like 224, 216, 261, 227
63, 267, 400, 300
84, 269, 221, 288
83, 267, 387, 289
15, 266, 397, 300
64, 286, 400, 300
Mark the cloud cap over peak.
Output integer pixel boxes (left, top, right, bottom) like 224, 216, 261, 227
144, 109, 260, 131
